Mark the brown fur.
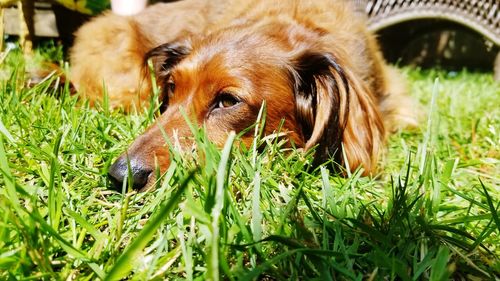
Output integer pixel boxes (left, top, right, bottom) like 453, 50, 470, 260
70, 0, 417, 190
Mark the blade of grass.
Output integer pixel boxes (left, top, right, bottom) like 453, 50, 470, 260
48, 131, 64, 229
0, 119, 14, 143
65, 209, 105, 241
429, 246, 451, 281
0, 134, 21, 212
208, 131, 236, 281
478, 178, 500, 233
104, 169, 196, 281
251, 171, 262, 263
419, 78, 439, 175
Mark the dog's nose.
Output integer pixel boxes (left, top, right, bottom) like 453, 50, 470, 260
108, 155, 152, 191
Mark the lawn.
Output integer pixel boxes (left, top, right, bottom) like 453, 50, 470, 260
0, 45, 498, 280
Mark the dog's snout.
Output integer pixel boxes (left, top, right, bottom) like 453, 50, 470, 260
108, 155, 152, 191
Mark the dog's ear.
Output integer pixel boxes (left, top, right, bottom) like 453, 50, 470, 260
292, 51, 384, 175
144, 41, 191, 110
145, 41, 191, 75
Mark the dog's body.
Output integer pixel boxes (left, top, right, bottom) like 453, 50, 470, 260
70, 0, 416, 190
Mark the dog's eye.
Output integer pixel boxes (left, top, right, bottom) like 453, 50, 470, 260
166, 81, 175, 96
215, 93, 240, 109
162, 74, 176, 97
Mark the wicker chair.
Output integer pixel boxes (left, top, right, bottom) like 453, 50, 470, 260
356, 0, 499, 78
358, 0, 499, 45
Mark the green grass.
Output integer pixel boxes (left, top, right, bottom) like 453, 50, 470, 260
0, 46, 498, 280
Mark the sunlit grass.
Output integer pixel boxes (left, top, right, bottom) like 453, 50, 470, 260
0, 47, 498, 280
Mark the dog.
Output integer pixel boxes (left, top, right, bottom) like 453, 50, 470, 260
70, 0, 416, 191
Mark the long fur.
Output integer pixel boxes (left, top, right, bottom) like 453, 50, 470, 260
71, 0, 417, 189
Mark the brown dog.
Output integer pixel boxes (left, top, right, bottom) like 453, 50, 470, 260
70, 0, 416, 191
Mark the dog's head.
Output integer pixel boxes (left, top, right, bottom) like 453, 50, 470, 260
108, 22, 384, 191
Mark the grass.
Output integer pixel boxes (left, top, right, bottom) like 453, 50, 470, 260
0, 45, 498, 280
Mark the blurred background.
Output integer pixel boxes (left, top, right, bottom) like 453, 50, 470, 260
1, 0, 499, 79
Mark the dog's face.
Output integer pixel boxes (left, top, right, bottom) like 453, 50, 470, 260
108, 23, 384, 191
